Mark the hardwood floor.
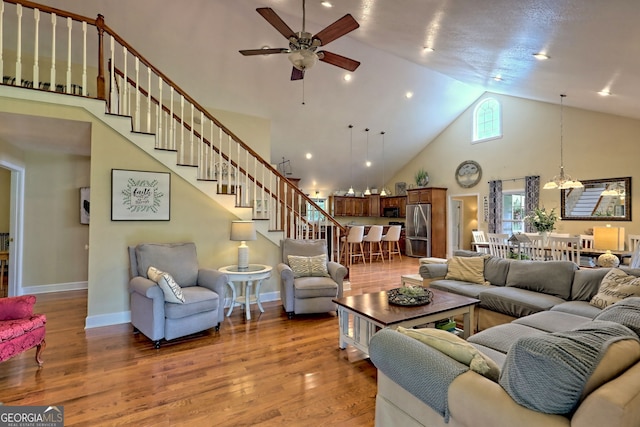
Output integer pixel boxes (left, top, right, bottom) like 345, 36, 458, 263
0, 256, 420, 426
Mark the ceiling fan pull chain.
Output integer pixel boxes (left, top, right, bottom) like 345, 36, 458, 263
302, 78, 306, 105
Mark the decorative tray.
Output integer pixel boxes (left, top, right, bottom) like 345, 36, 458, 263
387, 286, 433, 306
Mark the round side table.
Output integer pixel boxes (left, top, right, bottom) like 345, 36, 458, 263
218, 264, 272, 320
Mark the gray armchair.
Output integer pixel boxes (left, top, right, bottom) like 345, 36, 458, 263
277, 239, 348, 318
128, 242, 227, 348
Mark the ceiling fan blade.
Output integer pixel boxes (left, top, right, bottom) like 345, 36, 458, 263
291, 67, 305, 81
318, 51, 360, 72
239, 48, 289, 56
313, 14, 359, 46
257, 7, 296, 40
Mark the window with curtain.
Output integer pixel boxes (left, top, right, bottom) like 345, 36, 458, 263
502, 192, 526, 235
473, 97, 502, 143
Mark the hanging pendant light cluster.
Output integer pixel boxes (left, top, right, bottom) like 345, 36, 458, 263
347, 124, 355, 195
543, 94, 583, 190
364, 128, 372, 195
380, 131, 387, 196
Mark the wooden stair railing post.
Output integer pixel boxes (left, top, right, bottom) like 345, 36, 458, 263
95, 13, 105, 101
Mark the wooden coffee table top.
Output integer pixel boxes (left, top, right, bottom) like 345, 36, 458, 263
333, 288, 479, 327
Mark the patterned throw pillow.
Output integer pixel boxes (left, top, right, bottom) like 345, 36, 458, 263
590, 268, 640, 309
287, 254, 330, 278
444, 256, 489, 285
147, 266, 185, 304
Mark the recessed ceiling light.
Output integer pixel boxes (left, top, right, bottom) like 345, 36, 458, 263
533, 53, 549, 60
493, 75, 503, 82
366, 161, 372, 167
305, 153, 312, 159
423, 47, 434, 52
321, 1, 332, 7
343, 74, 352, 81
261, 45, 270, 50
405, 91, 413, 99
598, 90, 611, 96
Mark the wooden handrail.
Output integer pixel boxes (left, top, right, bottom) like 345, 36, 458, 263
4, 0, 346, 240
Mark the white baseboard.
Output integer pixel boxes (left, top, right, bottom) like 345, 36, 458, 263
85, 311, 131, 329
21, 281, 88, 295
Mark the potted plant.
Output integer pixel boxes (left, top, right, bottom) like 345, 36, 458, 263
414, 168, 429, 187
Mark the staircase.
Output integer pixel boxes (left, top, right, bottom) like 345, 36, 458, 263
0, 0, 345, 257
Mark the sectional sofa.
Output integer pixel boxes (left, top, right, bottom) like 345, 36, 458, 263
369, 299, 640, 427
366, 254, 640, 426
418, 251, 630, 331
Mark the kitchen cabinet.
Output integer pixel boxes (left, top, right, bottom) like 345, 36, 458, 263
406, 187, 447, 258
332, 196, 368, 217
381, 196, 407, 218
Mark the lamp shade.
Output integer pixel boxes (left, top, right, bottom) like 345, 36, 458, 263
230, 221, 256, 242
593, 226, 625, 251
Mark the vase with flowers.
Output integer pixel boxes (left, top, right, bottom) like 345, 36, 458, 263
526, 207, 557, 246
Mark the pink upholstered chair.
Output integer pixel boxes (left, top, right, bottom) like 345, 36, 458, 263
0, 295, 46, 366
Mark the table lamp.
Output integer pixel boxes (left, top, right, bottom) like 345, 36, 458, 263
230, 221, 256, 270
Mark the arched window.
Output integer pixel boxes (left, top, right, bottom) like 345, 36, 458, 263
473, 98, 502, 143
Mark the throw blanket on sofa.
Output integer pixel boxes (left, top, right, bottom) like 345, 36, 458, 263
370, 329, 469, 422
499, 320, 639, 414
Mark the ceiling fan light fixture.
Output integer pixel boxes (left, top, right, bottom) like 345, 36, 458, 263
289, 49, 318, 70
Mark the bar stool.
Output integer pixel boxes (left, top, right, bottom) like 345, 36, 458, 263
382, 225, 403, 262
363, 225, 385, 263
341, 226, 366, 267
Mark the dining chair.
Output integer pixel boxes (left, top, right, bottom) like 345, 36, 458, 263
549, 236, 581, 264
521, 235, 545, 261
628, 234, 640, 253
487, 233, 510, 258
472, 230, 489, 254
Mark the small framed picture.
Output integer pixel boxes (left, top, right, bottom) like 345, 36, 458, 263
111, 169, 171, 221
395, 182, 407, 196
80, 187, 90, 224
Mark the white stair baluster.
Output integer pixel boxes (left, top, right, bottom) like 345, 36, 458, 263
15, 4, 21, 85
66, 17, 71, 93
33, 9, 39, 88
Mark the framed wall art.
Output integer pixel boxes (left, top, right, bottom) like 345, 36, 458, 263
80, 187, 90, 224
395, 182, 407, 196
111, 169, 171, 221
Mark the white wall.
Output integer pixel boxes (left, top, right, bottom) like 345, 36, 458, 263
386, 92, 640, 245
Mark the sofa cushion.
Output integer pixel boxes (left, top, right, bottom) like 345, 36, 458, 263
512, 311, 592, 333
397, 327, 500, 381
136, 242, 199, 287
483, 256, 512, 286
479, 286, 566, 318
506, 260, 577, 299
287, 254, 330, 278
590, 268, 640, 309
499, 320, 638, 415
430, 280, 496, 299
467, 323, 545, 354
594, 297, 640, 337
571, 268, 610, 301
550, 301, 602, 319
444, 256, 488, 285
293, 276, 338, 298
0, 295, 35, 321
164, 287, 219, 319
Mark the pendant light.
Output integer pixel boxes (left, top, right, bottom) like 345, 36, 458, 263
379, 131, 387, 196
543, 94, 583, 190
347, 125, 355, 195
364, 128, 371, 195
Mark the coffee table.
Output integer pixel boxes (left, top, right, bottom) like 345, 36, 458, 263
333, 288, 479, 356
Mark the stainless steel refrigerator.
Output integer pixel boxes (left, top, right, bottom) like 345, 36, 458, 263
406, 203, 431, 257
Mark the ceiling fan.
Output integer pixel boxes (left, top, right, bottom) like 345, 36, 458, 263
239, 0, 360, 80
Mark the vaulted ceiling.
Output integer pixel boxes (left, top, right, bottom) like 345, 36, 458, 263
10, 0, 640, 195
